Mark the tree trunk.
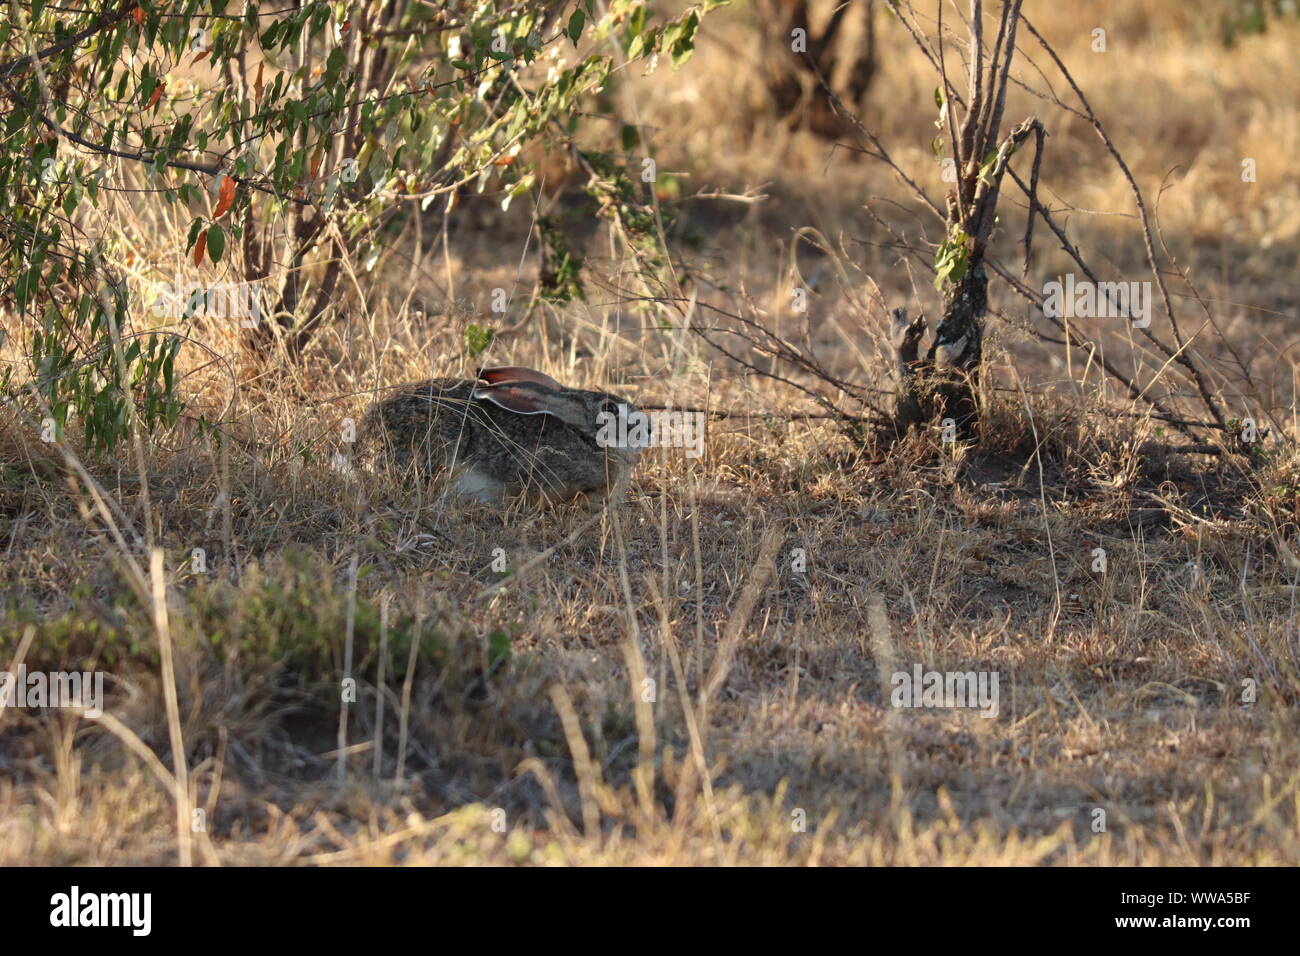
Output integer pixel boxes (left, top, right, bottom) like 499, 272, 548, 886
930, 265, 986, 438
888, 264, 987, 442
756, 0, 876, 139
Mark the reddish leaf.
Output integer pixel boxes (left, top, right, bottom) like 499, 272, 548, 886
254, 62, 265, 105
145, 81, 164, 110
192, 50, 209, 65
309, 148, 323, 180
131, 6, 144, 26
193, 229, 207, 266
213, 175, 237, 219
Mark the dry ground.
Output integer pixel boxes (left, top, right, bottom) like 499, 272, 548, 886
3, 0, 1300, 864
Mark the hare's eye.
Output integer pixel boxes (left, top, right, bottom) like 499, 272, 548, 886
600, 400, 621, 418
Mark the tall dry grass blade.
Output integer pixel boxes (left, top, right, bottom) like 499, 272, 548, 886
338, 551, 359, 785
373, 590, 389, 780
150, 547, 192, 867
548, 684, 602, 839
867, 592, 909, 817
699, 526, 784, 729
395, 597, 422, 785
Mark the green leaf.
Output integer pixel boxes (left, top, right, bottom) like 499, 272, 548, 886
669, 11, 699, 68
206, 223, 225, 263
465, 323, 494, 358
324, 45, 346, 84
567, 9, 585, 44
977, 149, 999, 184
488, 629, 511, 668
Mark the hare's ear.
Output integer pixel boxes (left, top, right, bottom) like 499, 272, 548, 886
477, 365, 564, 390
473, 384, 587, 429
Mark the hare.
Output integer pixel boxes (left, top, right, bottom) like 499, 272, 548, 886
359, 366, 643, 505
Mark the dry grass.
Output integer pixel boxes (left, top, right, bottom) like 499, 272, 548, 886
4, 0, 1300, 865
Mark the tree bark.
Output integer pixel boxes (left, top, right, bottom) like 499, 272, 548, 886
888, 267, 985, 443
930, 265, 987, 439
756, 0, 876, 139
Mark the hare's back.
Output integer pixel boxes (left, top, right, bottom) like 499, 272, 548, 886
367, 378, 474, 428
360, 378, 484, 463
